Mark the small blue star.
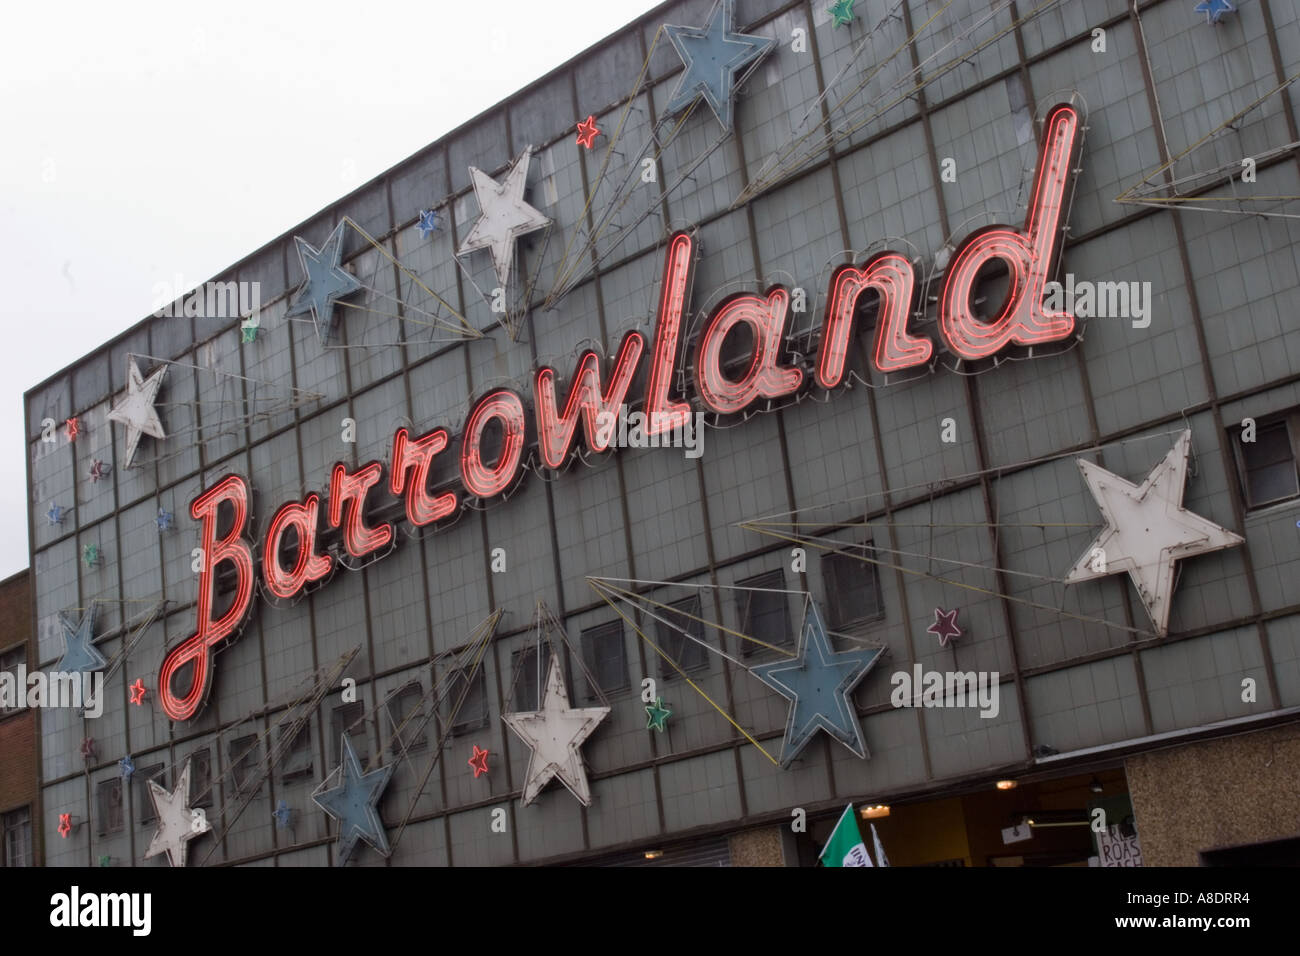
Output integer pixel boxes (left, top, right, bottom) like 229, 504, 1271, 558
750, 601, 885, 767
416, 209, 441, 239
119, 755, 135, 780
57, 603, 107, 675
285, 221, 363, 347
312, 733, 394, 864
273, 800, 293, 829
46, 503, 66, 526
1194, 0, 1234, 23
156, 507, 173, 532
663, 0, 775, 132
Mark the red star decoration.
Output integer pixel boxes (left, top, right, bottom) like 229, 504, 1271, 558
468, 745, 490, 778
80, 737, 96, 760
575, 115, 600, 149
89, 459, 108, 482
129, 678, 147, 706
65, 417, 79, 441
927, 607, 962, 647
58, 813, 72, 838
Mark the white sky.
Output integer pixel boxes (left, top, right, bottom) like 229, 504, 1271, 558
0, 0, 658, 580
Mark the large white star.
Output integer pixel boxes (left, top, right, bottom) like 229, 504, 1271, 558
144, 758, 211, 867
501, 656, 608, 807
1064, 430, 1244, 636
457, 148, 550, 288
107, 358, 167, 468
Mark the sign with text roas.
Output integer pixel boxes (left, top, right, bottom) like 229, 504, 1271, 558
158, 104, 1082, 721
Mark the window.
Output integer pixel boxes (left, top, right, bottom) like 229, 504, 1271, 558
655, 595, 710, 678
1234, 414, 1300, 509
445, 667, 488, 735
188, 747, 213, 808
96, 778, 123, 836
386, 682, 428, 755
229, 735, 261, 794
822, 544, 885, 629
2, 807, 31, 867
278, 721, 313, 782
135, 763, 165, 826
737, 570, 793, 658
331, 702, 367, 766
0, 646, 24, 716
511, 645, 551, 712
581, 622, 628, 701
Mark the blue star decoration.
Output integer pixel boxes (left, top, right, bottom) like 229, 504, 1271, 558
416, 208, 441, 239
750, 601, 885, 768
285, 221, 363, 347
663, 0, 775, 133
57, 603, 107, 675
311, 732, 394, 864
156, 507, 173, 532
273, 800, 293, 829
120, 755, 135, 780
46, 503, 66, 526
1194, 0, 1233, 24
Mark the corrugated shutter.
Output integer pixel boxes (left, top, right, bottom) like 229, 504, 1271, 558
581, 835, 732, 867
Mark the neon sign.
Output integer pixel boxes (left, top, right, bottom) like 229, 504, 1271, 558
158, 104, 1081, 722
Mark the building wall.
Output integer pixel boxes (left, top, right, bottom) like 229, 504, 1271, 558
24, 0, 1300, 865
0, 570, 39, 866
1126, 724, 1300, 867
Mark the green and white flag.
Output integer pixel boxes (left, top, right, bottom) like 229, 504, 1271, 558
819, 803, 873, 867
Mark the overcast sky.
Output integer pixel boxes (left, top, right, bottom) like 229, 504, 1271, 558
0, 0, 658, 580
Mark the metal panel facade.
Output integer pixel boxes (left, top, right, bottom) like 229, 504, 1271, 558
26, 0, 1300, 865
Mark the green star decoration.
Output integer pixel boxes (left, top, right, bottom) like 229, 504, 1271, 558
240, 323, 258, 344
82, 544, 99, 568
829, 0, 856, 27
645, 696, 672, 733
98, 855, 112, 867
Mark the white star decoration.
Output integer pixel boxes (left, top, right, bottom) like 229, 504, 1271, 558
1065, 430, 1244, 636
501, 655, 608, 807
458, 148, 550, 288
107, 358, 167, 468
144, 758, 211, 867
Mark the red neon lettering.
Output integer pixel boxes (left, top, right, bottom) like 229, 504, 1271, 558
817, 254, 930, 387
939, 103, 1080, 360
390, 427, 458, 526
158, 475, 255, 722
460, 390, 528, 499
696, 288, 802, 413
263, 494, 332, 599
535, 332, 645, 469
328, 461, 394, 558
644, 232, 695, 436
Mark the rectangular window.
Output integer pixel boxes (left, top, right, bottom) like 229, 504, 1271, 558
822, 544, 885, 630
1234, 415, 1300, 509
0, 646, 24, 716
278, 721, 313, 782
511, 645, 552, 712
737, 570, 793, 658
96, 778, 123, 836
229, 734, 260, 794
135, 763, 165, 826
386, 681, 428, 755
655, 595, 709, 678
1, 807, 31, 867
446, 667, 488, 735
330, 702, 367, 766
188, 747, 213, 809
581, 622, 628, 701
